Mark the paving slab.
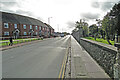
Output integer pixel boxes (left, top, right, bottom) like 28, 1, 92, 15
71, 36, 110, 78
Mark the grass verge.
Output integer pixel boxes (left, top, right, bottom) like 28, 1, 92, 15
84, 37, 114, 45
0, 38, 41, 46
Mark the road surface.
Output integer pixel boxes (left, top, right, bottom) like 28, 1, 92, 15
2, 36, 70, 78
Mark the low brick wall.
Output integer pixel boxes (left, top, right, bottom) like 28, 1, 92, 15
79, 38, 117, 78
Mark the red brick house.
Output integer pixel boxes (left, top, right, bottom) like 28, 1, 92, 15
0, 11, 54, 39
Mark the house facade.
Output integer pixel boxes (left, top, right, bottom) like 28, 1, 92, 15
1, 12, 54, 39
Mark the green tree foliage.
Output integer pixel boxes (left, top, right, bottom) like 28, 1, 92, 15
75, 19, 89, 37
101, 2, 120, 44
89, 24, 99, 40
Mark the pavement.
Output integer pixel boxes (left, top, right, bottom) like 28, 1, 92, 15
70, 36, 110, 78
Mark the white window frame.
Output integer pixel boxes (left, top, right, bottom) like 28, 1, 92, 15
23, 25, 26, 29
39, 26, 41, 30
24, 32, 27, 35
4, 23, 9, 28
30, 25, 32, 29
4, 32, 9, 36
36, 32, 38, 35
14, 24, 17, 29
35, 26, 38, 30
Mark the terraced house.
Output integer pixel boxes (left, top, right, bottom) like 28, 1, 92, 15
0, 11, 54, 39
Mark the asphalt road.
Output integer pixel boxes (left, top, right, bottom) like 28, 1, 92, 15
2, 35, 70, 78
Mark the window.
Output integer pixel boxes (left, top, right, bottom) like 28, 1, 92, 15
14, 24, 17, 28
30, 25, 32, 29
35, 26, 38, 30
23, 25, 26, 29
39, 26, 41, 30
4, 32, 9, 35
4, 23, 9, 28
36, 32, 38, 35
24, 32, 27, 35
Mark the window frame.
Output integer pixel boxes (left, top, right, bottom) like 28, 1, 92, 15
30, 25, 32, 29
39, 26, 41, 30
14, 24, 17, 29
24, 32, 27, 35
4, 32, 9, 36
36, 32, 38, 35
35, 26, 38, 30
4, 23, 9, 28
23, 24, 26, 29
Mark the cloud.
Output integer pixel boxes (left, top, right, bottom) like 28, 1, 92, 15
91, 1, 115, 11
0, 0, 19, 8
91, 2, 100, 8
81, 13, 100, 20
100, 2, 114, 11
0, 0, 20, 13
0, 0, 43, 21
66, 21, 75, 29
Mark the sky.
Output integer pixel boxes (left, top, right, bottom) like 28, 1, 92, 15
0, 0, 119, 33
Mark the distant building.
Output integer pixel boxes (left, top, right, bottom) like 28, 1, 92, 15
0, 11, 54, 39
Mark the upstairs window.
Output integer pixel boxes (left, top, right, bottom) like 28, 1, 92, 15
30, 25, 32, 29
35, 26, 38, 30
4, 23, 9, 28
23, 25, 26, 29
14, 24, 17, 29
4, 32, 9, 35
39, 26, 41, 30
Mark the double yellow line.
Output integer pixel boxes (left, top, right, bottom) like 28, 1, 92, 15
58, 47, 68, 79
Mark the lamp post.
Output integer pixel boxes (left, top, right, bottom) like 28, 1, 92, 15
114, 13, 120, 80
48, 17, 52, 25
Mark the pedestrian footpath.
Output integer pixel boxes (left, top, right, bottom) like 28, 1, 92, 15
70, 36, 110, 78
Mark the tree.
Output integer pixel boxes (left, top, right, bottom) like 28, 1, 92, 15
89, 24, 98, 40
101, 2, 120, 44
75, 19, 89, 37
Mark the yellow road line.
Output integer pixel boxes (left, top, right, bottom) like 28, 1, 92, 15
58, 50, 66, 78
62, 51, 68, 78
58, 47, 68, 79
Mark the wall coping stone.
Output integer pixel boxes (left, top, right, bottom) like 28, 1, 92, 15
81, 38, 117, 53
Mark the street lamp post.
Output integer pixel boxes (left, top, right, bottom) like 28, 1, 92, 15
48, 17, 52, 25
114, 13, 120, 80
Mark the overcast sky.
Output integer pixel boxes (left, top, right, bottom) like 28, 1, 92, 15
0, 0, 119, 33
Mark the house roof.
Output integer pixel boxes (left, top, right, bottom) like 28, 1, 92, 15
1, 11, 46, 27
44, 23, 54, 29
